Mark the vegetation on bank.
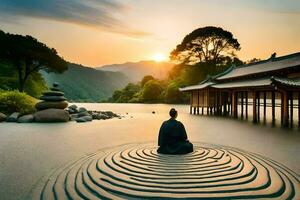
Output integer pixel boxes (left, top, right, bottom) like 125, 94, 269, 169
0, 29, 67, 93
108, 26, 244, 104
0, 61, 48, 98
0, 90, 37, 115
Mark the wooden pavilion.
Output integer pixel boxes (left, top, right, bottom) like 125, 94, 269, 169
180, 52, 300, 127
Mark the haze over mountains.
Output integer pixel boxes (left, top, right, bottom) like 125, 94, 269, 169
41, 63, 129, 102
41, 61, 173, 102
97, 61, 173, 82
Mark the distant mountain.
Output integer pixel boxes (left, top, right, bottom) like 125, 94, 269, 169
40, 63, 129, 102
97, 61, 174, 82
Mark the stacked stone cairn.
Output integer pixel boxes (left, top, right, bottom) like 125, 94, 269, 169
35, 83, 68, 110
34, 83, 69, 122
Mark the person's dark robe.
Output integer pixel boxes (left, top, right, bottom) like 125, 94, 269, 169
157, 118, 193, 154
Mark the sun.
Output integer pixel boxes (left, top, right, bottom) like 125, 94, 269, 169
152, 53, 167, 62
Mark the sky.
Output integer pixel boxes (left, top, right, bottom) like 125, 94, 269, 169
0, 0, 300, 67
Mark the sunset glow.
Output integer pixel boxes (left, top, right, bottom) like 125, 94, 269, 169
0, 0, 299, 66
152, 53, 168, 62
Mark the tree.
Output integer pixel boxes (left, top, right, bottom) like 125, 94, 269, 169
0, 30, 68, 92
141, 75, 154, 87
141, 80, 163, 102
170, 26, 241, 65
113, 83, 140, 103
164, 83, 186, 103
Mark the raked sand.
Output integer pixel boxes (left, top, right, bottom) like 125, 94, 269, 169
0, 103, 299, 200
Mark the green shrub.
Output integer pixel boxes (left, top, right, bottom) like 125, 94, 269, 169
0, 91, 37, 115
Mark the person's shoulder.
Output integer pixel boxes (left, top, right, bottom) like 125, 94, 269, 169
176, 120, 184, 126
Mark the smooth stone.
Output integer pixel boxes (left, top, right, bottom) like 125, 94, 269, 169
102, 111, 118, 117
67, 108, 78, 114
40, 96, 66, 101
92, 113, 110, 120
42, 91, 64, 96
68, 105, 78, 110
35, 101, 68, 110
50, 87, 61, 91
0, 112, 7, 122
17, 114, 34, 123
75, 116, 92, 123
53, 82, 59, 88
34, 109, 69, 123
78, 107, 87, 113
6, 112, 20, 122
70, 114, 79, 119
77, 111, 90, 117
81, 115, 93, 121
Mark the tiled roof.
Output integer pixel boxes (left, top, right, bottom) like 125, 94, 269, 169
217, 52, 300, 80
271, 77, 300, 87
179, 81, 215, 91
213, 78, 271, 89
180, 77, 300, 91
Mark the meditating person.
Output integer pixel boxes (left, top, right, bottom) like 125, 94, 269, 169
157, 108, 193, 154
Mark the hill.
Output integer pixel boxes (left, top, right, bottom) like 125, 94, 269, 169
41, 63, 129, 102
97, 61, 174, 82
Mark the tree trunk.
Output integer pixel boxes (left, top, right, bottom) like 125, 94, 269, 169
16, 62, 24, 92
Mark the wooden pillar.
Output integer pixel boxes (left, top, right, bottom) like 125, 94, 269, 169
232, 92, 238, 118
271, 91, 275, 123
290, 92, 293, 127
298, 92, 300, 127
229, 92, 232, 115
202, 107, 204, 115
213, 91, 216, 114
197, 91, 200, 115
263, 92, 267, 119
281, 93, 284, 124
223, 93, 227, 115
241, 92, 244, 118
257, 92, 260, 122
253, 91, 257, 123
282, 91, 289, 127
193, 107, 196, 115
245, 91, 248, 119
190, 92, 192, 114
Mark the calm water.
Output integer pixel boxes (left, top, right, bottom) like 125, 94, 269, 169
0, 103, 299, 200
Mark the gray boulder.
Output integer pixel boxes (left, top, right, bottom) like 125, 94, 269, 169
95, 113, 110, 120
6, 112, 20, 122
78, 107, 87, 113
78, 111, 90, 117
69, 105, 78, 110
75, 116, 92, 123
70, 114, 79, 119
17, 114, 34, 123
35, 101, 68, 110
102, 111, 118, 117
34, 109, 69, 123
0, 112, 6, 122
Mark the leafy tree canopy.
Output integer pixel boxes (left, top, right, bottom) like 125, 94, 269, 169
0, 30, 68, 92
141, 80, 163, 102
170, 26, 241, 65
141, 75, 155, 87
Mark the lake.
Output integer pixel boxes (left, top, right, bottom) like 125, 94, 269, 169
0, 103, 299, 200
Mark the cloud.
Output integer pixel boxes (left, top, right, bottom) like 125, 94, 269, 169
0, 0, 151, 37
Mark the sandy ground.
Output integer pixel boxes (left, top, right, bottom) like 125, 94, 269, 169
0, 103, 299, 200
